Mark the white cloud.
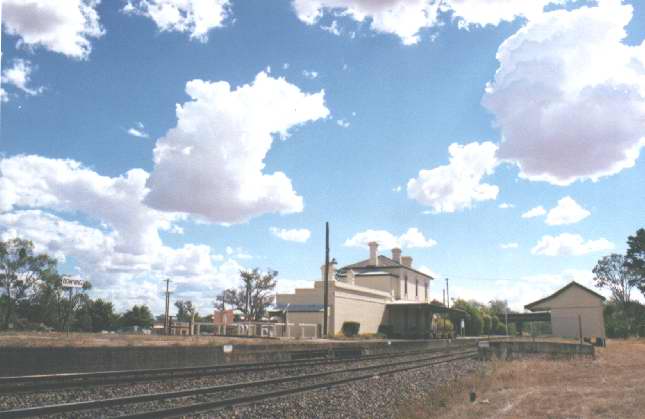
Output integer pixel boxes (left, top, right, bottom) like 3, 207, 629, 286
0, 154, 246, 314
392, 185, 402, 193
269, 227, 311, 243
499, 242, 518, 249
545, 196, 590, 226
521, 206, 546, 219
123, 0, 231, 41
127, 122, 150, 138
336, 118, 350, 128
0, 88, 8, 103
483, 1, 645, 185
2, 0, 104, 59
302, 69, 319, 79
344, 227, 437, 250
498, 202, 514, 209
407, 141, 499, 213
1, 59, 44, 96
418, 265, 440, 279
292, 0, 441, 45
531, 233, 614, 256
144, 71, 329, 223
292, 0, 567, 45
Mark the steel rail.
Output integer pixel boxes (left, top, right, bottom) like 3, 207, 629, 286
0, 349, 478, 418
0, 344, 476, 394
118, 352, 479, 419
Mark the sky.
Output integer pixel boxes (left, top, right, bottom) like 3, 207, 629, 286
1, 0, 644, 315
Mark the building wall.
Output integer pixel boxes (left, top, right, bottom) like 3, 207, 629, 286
530, 285, 605, 339
284, 312, 324, 338
332, 286, 389, 335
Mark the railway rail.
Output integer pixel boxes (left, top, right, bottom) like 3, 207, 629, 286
0, 344, 476, 394
0, 348, 479, 418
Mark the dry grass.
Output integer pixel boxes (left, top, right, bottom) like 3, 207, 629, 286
0, 331, 322, 347
401, 339, 645, 419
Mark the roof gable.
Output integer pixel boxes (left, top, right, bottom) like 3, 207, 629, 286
525, 281, 606, 310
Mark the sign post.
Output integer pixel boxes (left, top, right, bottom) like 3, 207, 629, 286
61, 277, 85, 336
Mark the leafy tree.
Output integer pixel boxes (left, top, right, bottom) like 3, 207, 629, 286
452, 299, 483, 336
214, 289, 237, 311
482, 313, 492, 335
88, 299, 119, 331
592, 254, 637, 305
174, 300, 197, 322
626, 228, 645, 294
0, 239, 57, 329
218, 268, 277, 321
33, 272, 92, 331
121, 305, 154, 328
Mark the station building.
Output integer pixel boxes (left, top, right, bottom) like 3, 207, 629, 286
275, 242, 463, 338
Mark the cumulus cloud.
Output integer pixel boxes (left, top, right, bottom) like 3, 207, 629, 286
344, 227, 437, 250
521, 206, 546, 219
2, 0, 104, 59
123, 0, 231, 41
500, 242, 518, 249
0, 154, 244, 313
483, 1, 645, 185
407, 141, 499, 213
292, 0, 567, 45
1, 59, 44, 96
127, 122, 150, 138
545, 196, 590, 226
269, 227, 311, 243
531, 233, 614, 256
498, 202, 514, 209
144, 71, 329, 223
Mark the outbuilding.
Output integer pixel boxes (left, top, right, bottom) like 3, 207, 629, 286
525, 281, 606, 341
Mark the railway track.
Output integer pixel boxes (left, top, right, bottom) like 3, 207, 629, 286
0, 344, 476, 394
0, 348, 479, 418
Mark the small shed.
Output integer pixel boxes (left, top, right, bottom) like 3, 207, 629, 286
525, 281, 606, 340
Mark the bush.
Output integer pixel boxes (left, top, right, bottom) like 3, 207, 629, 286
341, 321, 360, 337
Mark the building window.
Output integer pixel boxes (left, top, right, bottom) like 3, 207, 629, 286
415, 278, 418, 298
425, 281, 429, 301
404, 275, 408, 296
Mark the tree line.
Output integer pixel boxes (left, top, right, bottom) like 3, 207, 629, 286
592, 228, 645, 338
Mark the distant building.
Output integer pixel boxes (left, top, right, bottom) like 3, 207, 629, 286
275, 242, 463, 338
525, 281, 606, 341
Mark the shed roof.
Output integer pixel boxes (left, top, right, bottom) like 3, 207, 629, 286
524, 281, 606, 311
272, 303, 324, 313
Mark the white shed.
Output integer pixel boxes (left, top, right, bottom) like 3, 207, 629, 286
525, 281, 606, 340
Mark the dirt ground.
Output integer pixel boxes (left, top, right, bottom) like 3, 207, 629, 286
401, 339, 645, 419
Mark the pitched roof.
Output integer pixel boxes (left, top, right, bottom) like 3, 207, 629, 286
339, 255, 434, 279
524, 281, 606, 311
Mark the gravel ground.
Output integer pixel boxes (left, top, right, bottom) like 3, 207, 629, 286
197, 357, 481, 419
0, 349, 476, 416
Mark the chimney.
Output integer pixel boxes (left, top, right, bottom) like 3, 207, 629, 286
320, 263, 337, 281
391, 248, 402, 263
346, 270, 355, 285
368, 242, 379, 266
401, 256, 413, 268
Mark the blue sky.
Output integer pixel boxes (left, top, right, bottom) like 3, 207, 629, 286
1, 0, 644, 314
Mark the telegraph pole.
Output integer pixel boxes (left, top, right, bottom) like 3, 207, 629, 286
164, 278, 171, 335
446, 278, 450, 336
323, 222, 330, 337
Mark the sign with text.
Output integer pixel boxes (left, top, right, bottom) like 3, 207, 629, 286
62, 277, 85, 288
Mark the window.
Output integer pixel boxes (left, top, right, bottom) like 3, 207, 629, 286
404, 275, 408, 296
425, 281, 429, 301
415, 278, 418, 297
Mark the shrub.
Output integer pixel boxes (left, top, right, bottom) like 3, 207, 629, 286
341, 321, 360, 337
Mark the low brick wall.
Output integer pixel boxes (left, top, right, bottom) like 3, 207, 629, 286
479, 340, 594, 361
0, 338, 478, 376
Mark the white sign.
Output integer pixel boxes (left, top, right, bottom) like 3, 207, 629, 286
478, 341, 490, 348
62, 277, 85, 288
223, 344, 233, 353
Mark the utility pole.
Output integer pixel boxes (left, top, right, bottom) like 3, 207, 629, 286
505, 299, 509, 337
446, 278, 450, 336
442, 288, 446, 335
323, 222, 330, 338
164, 278, 171, 335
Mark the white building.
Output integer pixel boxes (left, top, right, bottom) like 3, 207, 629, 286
275, 242, 461, 337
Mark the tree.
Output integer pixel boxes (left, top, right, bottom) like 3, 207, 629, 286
452, 299, 483, 336
34, 272, 92, 331
219, 268, 277, 321
121, 305, 154, 328
0, 239, 57, 329
626, 228, 645, 294
174, 300, 197, 322
214, 289, 237, 311
88, 299, 119, 332
592, 254, 637, 305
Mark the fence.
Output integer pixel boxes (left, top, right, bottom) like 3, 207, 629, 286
213, 322, 319, 339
